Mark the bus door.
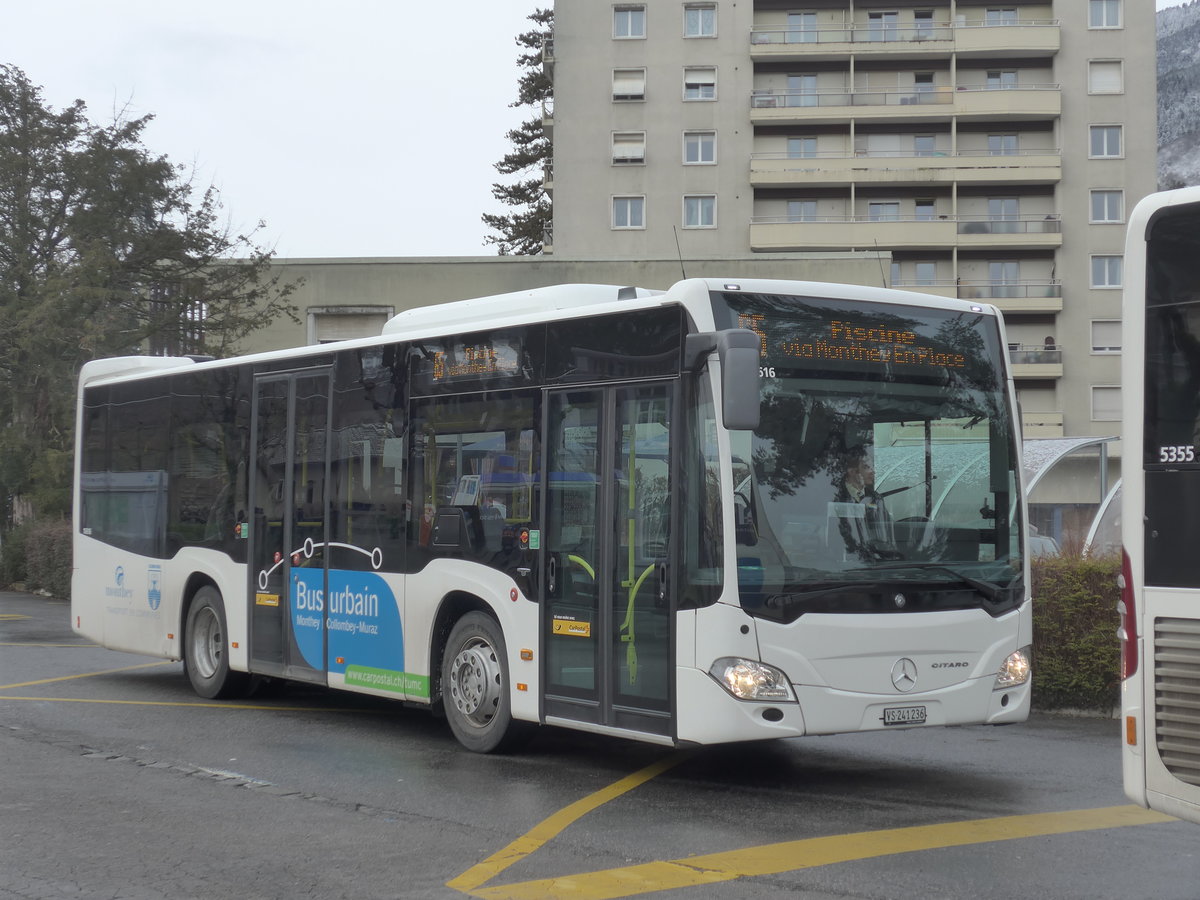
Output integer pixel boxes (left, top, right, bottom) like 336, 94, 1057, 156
541, 382, 675, 737
248, 369, 332, 683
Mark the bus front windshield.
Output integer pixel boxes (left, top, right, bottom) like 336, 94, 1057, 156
715, 291, 1023, 621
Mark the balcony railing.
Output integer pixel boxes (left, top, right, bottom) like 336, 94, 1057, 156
749, 19, 1059, 46
892, 279, 1062, 300
751, 148, 1059, 161
958, 216, 1060, 235
1010, 344, 1062, 365
751, 214, 1058, 229
750, 84, 1058, 110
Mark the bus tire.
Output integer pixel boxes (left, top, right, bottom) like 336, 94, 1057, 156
442, 611, 529, 753
183, 586, 251, 699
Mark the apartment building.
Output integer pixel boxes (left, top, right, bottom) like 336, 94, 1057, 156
544, 0, 1157, 440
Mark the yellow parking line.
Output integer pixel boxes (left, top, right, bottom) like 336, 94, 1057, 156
447, 752, 694, 893
0, 613, 30, 620
0, 660, 174, 691
0, 695, 364, 713
459, 804, 1175, 900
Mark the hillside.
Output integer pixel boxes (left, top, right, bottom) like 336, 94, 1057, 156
1159, 1, 1200, 189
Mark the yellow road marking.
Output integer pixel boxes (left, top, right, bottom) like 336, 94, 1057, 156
0, 695, 367, 713
447, 752, 694, 892
0, 660, 174, 691
0, 613, 30, 620
459, 804, 1175, 900
0, 642, 96, 648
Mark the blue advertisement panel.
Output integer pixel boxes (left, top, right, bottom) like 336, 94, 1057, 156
290, 568, 408, 694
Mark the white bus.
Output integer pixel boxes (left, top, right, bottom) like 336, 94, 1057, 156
73, 278, 1032, 752
1121, 187, 1200, 822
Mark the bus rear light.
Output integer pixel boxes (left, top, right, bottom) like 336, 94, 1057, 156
1118, 548, 1138, 680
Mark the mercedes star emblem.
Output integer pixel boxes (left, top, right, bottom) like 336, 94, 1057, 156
891, 657, 919, 693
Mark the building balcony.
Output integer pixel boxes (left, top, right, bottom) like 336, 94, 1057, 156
891, 280, 1063, 314
957, 215, 1061, 250
749, 85, 1060, 125
1009, 344, 1063, 379
542, 159, 554, 195
749, 216, 1061, 252
541, 98, 554, 135
748, 19, 1059, 63
749, 149, 1062, 188
751, 216, 954, 250
541, 223, 554, 255
1021, 410, 1065, 439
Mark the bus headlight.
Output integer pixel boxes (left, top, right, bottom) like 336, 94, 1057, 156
994, 646, 1031, 690
709, 657, 796, 702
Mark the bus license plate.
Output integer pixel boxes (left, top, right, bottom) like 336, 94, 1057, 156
883, 705, 927, 726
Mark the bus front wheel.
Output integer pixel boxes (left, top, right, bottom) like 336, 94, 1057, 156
184, 586, 250, 699
442, 612, 529, 753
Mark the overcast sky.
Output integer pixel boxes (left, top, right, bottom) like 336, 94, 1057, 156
4, 1, 541, 259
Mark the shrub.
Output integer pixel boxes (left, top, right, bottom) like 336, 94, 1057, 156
3, 518, 72, 598
1031, 554, 1121, 712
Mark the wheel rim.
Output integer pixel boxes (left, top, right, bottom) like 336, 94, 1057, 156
190, 605, 222, 680
448, 636, 502, 729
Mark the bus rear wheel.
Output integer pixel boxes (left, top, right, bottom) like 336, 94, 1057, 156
442, 612, 529, 753
184, 586, 251, 699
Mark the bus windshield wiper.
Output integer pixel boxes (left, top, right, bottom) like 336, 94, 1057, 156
860, 562, 1004, 602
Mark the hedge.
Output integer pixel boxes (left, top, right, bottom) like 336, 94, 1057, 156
1030, 554, 1121, 712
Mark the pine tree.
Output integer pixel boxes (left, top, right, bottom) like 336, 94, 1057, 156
482, 8, 553, 255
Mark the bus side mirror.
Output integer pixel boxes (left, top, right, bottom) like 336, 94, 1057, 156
686, 329, 761, 431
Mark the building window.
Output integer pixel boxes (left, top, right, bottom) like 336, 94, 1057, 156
612, 132, 646, 165
1090, 190, 1124, 223
683, 67, 717, 100
988, 197, 1019, 232
1088, 60, 1124, 94
1092, 386, 1121, 422
787, 74, 818, 107
1088, 0, 1121, 29
684, 131, 716, 164
787, 200, 817, 222
990, 260, 1020, 297
787, 136, 817, 158
684, 3, 716, 37
868, 10, 899, 41
684, 195, 716, 228
914, 135, 937, 157
986, 70, 1018, 90
786, 11, 817, 43
1091, 320, 1122, 354
613, 196, 645, 229
914, 10, 936, 39
1089, 125, 1122, 158
1091, 255, 1123, 288
985, 8, 1019, 26
988, 133, 1018, 156
613, 68, 646, 101
869, 201, 901, 222
914, 261, 937, 285
915, 199, 936, 221
614, 5, 646, 38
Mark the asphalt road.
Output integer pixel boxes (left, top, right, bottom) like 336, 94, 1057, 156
1, 591, 1195, 900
